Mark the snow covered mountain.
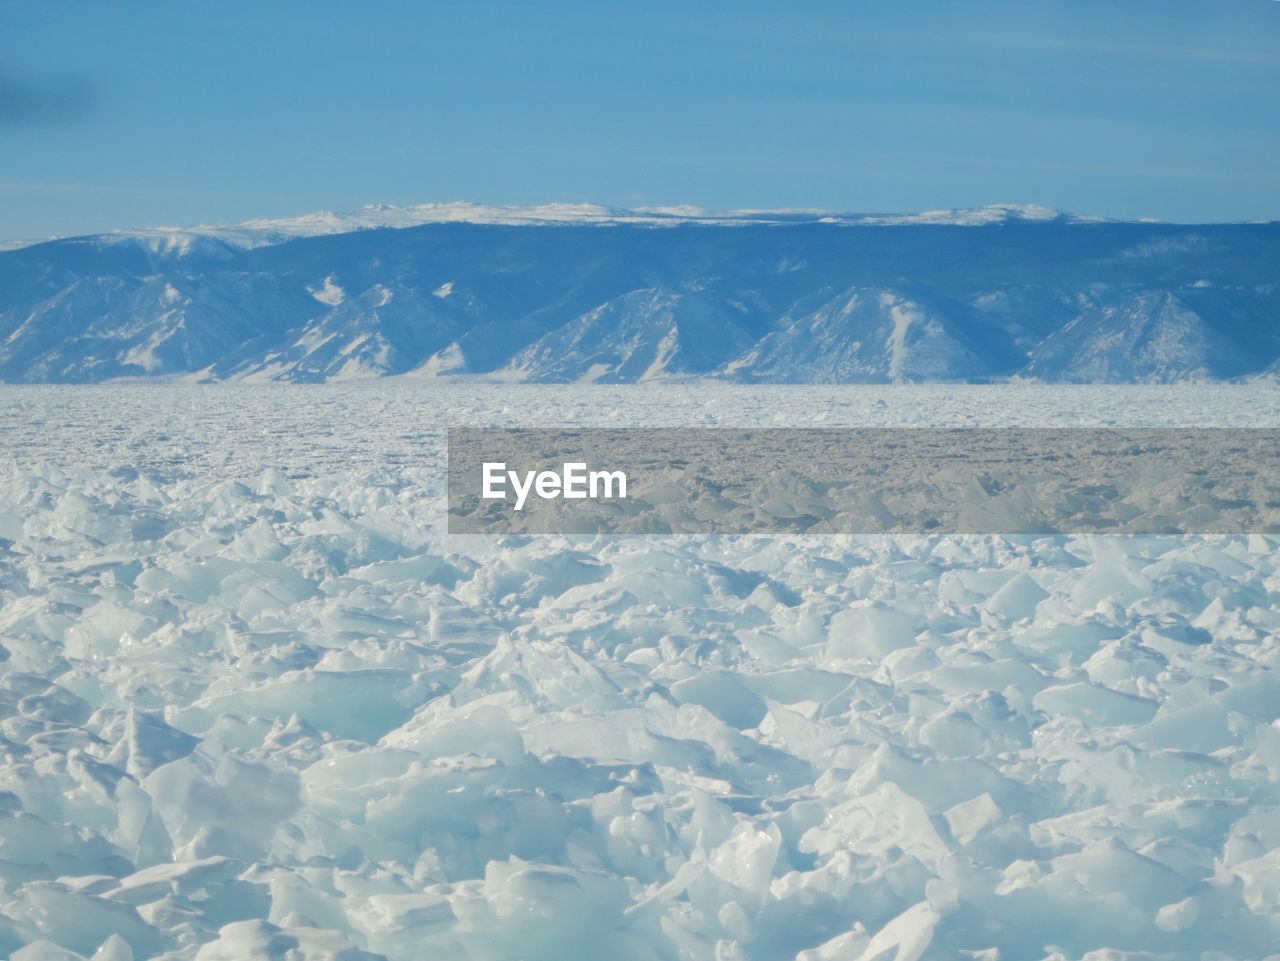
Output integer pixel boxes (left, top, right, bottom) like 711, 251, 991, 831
724, 290, 991, 383
500, 288, 757, 383
0, 203, 1276, 383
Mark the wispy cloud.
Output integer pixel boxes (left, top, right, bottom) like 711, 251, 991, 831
870, 149, 1280, 186
0, 180, 281, 199
0, 180, 111, 194
993, 34, 1280, 68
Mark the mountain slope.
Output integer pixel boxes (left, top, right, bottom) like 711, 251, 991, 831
501, 288, 755, 383
1023, 290, 1253, 383
724, 289, 995, 383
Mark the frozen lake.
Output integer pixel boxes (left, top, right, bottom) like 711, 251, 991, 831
7, 382, 1280, 475
1, 383, 1279, 960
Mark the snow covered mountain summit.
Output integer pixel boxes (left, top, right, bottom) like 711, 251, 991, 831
0, 202, 1276, 383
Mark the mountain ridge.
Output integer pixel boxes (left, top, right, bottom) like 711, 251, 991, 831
1, 204, 1277, 384
3, 201, 1112, 255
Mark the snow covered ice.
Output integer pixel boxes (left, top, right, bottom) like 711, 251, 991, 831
2, 383, 1280, 960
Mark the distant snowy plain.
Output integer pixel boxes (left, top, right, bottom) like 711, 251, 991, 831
2, 383, 1280, 961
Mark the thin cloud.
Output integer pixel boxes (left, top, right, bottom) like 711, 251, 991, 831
993, 34, 1280, 67
0, 180, 109, 194
869, 149, 1280, 186
0, 180, 277, 199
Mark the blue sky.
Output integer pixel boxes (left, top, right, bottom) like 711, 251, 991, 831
2, 0, 1278, 239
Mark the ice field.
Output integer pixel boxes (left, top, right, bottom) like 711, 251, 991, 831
2, 383, 1280, 961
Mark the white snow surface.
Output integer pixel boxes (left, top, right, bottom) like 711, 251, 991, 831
10, 202, 1104, 253
1, 383, 1279, 961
